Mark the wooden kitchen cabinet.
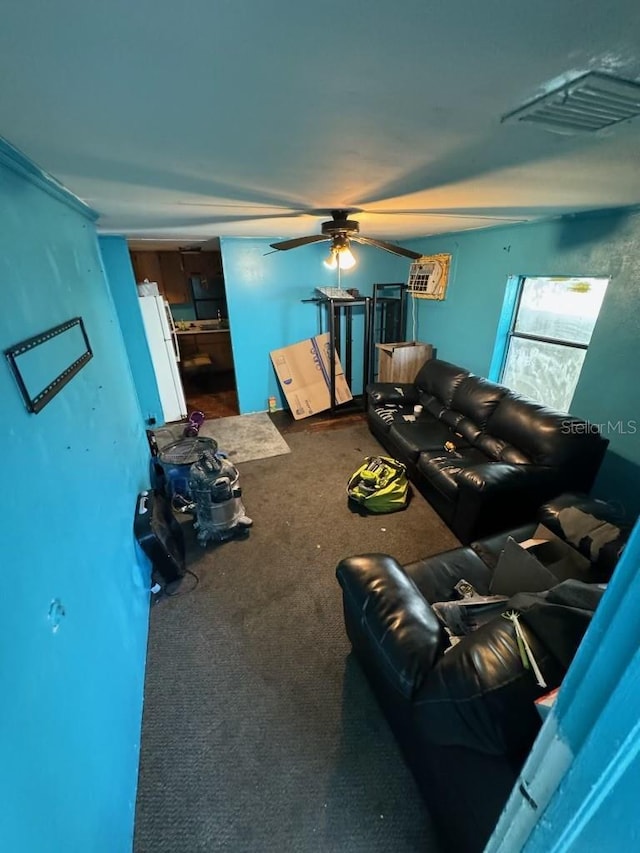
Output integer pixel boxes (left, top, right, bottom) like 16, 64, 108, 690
178, 331, 234, 373
206, 334, 234, 372
181, 251, 222, 278
158, 252, 189, 304
130, 251, 162, 286
129, 249, 223, 305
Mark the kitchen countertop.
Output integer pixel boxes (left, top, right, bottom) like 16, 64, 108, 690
176, 328, 229, 335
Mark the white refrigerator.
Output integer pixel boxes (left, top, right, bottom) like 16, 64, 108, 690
138, 295, 187, 423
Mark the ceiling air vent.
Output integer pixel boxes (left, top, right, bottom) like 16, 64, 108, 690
502, 72, 640, 134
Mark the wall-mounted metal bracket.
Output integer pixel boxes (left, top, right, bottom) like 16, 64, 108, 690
4, 317, 93, 414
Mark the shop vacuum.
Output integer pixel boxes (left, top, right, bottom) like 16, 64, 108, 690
135, 427, 252, 586
188, 449, 253, 546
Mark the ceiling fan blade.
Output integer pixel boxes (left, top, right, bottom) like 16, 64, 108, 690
351, 235, 421, 259
361, 208, 527, 221
269, 235, 330, 251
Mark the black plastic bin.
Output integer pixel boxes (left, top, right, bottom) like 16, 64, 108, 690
134, 490, 186, 584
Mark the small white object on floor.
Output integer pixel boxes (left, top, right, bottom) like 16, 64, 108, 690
402, 414, 416, 422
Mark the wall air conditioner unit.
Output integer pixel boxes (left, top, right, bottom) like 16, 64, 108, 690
407, 254, 451, 300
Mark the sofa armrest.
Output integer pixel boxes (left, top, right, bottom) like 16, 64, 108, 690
470, 493, 627, 570
366, 382, 419, 406
539, 491, 629, 532
336, 554, 445, 699
413, 611, 562, 756
536, 492, 630, 579
452, 464, 566, 542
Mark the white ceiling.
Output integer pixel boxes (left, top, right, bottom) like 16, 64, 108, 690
1, 0, 639, 248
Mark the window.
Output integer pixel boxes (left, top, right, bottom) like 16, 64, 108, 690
500, 276, 609, 411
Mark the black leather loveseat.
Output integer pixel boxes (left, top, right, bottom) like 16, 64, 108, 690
336, 494, 630, 852
367, 359, 608, 542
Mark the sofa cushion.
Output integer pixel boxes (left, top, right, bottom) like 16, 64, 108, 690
368, 403, 413, 435
415, 359, 470, 407
438, 405, 468, 431
472, 432, 532, 464
451, 375, 508, 429
366, 382, 420, 407
389, 416, 466, 462
486, 393, 603, 467
417, 448, 493, 499
418, 374, 508, 446
404, 546, 493, 602
418, 391, 450, 422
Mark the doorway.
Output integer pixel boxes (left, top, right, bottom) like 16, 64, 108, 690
129, 244, 239, 420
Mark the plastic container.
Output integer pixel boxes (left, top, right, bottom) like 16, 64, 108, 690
134, 491, 185, 583
157, 436, 218, 499
137, 281, 160, 296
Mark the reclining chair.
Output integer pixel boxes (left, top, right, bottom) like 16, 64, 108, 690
336, 493, 630, 851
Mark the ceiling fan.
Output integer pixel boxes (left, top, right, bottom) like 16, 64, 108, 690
269, 209, 421, 269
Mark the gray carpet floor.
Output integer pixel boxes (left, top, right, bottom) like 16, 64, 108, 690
134, 421, 459, 853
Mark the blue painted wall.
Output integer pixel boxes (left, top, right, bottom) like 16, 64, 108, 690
489, 516, 640, 852
221, 237, 409, 413
98, 235, 163, 426
523, 526, 640, 851
407, 209, 640, 518
0, 144, 151, 851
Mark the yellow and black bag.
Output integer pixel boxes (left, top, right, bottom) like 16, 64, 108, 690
347, 456, 410, 514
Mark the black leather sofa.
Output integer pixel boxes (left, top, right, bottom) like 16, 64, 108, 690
336, 494, 630, 853
367, 359, 609, 542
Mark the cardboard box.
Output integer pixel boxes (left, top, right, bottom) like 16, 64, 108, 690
525, 524, 591, 579
270, 332, 353, 419
491, 525, 592, 597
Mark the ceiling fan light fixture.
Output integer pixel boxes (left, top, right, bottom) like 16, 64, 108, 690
337, 245, 356, 270
324, 234, 357, 270
324, 248, 338, 270
269, 209, 419, 260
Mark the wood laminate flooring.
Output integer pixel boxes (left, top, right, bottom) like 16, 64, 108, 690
182, 369, 239, 420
